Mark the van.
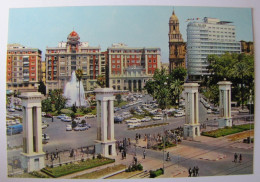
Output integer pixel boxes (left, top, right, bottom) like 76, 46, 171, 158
7, 124, 23, 135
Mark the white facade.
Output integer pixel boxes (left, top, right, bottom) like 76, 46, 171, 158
186, 17, 241, 80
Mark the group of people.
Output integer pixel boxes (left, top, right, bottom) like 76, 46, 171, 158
45, 149, 60, 162
188, 166, 199, 177
233, 153, 242, 163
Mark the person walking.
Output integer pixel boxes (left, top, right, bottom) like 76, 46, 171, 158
192, 166, 196, 177
195, 166, 199, 176
234, 153, 238, 163
188, 167, 192, 177
239, 154, 242, 163
143, 149, 146, 159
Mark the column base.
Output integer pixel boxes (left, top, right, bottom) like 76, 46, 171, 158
20, 152, 45, 172
95, 140, 117, 157
183, 124, 201, 140
218, 118, 232, 128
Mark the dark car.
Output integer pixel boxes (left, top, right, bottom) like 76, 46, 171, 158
45, 113, 53, 118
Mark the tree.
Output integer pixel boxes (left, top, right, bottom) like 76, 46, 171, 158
41, 97, 52, 112
49, 89, 68, 114
115, 94, 122, 106
96, 75, 106, 88
38, 81, 46, 95
170, 79, 183, 106
75, 69, 83, 107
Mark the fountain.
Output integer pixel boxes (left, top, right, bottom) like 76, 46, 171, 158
63, 71, 88, 107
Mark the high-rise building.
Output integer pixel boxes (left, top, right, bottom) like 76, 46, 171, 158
168, 10, 186, 72
45, 31, 105, 93
6, 43, 42, 93
107, 43, 161, 92
187, 17, 241, 81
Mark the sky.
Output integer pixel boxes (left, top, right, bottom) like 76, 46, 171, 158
7, 6, 253, 63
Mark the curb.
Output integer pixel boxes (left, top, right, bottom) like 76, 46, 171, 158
173, 170, 186, 177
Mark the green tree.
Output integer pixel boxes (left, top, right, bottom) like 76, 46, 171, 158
75, 69, 83, 107
170, 79, 183, 106
96, 75, 106, 88
50, 89, 68, 114
41, 97, 52, 112
115, 94, 122, 105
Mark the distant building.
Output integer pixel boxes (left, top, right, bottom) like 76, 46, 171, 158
168, 10, 186, 72
41, 61, 46, 84
161, 63, 169, 74
240, 41, 254, 55
6, 43, 42, 93
187, 17, 241, 81
107, 43, 161, 92
45, 31, 105, 93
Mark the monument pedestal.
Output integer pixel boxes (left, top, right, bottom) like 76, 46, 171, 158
21, 152, 45, 172
218, 118, 232, 128
95, 140, 117, 157
184, 124, 200, 140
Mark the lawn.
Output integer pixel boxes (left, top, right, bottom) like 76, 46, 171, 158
128, 123, 169, 130
73, 164, 126, 179
202, 124, 254, 138
41, 157, 115, 178
114, 101, 128, 108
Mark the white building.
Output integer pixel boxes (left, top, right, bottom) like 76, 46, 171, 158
186, 17, 241, 81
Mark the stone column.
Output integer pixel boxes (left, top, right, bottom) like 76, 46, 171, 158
101, 100, 108, 142
20, 92, 45, 172
96, 100, 101, 140
218, 81, 232, 127
183, 83, 200, 139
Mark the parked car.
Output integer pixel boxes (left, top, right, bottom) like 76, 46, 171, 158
7, 124, 23, 135
174, 113, 183, 117
8, 108, 15, 112
42, 124, 48, 129
74, 117, 81, 123
74, 125, 88, 131
153, 115, 163, 120
141, 116, 151, 122
125, 118, 141, 124
41, 112, 46, 117
85, 114, 96, 118
66, 124, 72, 131
128, 122, 141, 128
45, 113, 53, 118
61, 116, 72, 122
207, 109, 212, 114
114, 116, 124, 123
57, 114, 67, 119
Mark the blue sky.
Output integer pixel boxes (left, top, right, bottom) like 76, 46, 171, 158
8, 6, 253, 62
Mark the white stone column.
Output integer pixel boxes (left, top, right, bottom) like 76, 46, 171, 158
218, 81, 232, 127
183, 83, 200, 139
101, 100, 108, 142
96, 100, 101, 140
26, 107, 33, 154
36, 106, 43, 153
108, 99, 115, 140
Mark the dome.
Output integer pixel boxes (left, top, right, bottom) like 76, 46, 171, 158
69, 31, 79, 37
169, 10, 179, 21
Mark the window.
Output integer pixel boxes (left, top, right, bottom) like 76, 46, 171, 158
117, 55, 120, 58
149, 65, 152, 68
132, 60, 135, 63
153, 65, 156, 68
112, 65, 116, 68
117, 65, 120, 68
117, 60, 120, 63
149, 60, 152, 63
117, 80, 120, 83
113, 80, 116, 84
112, 60, 115, 63
112, 55, 115, 58
153, 60, 156, 63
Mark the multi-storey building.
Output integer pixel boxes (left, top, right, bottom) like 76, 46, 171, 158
107, 43, 161, 92
45, 31, 105, 93
187, 17, 241, 81
6, 43, 42, 93
41, 61, 46, 84
168, 10, 186, 72
240, 41, 254, 55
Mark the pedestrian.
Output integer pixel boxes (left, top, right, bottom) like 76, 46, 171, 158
124, 150, 127, 159
195, 166, 199, 176
239, 154, 242, 163
121, 150, 124, 160
234, 153, 238, 163
52, 116, 54, 122
139, 133, 141, 139
192, 166, 196, 177
46, 151, 49, 160
143, 149, 146, 159
188, 167, 192, 177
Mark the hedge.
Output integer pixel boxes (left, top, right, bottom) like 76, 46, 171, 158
202, 124, 254, 138
41, 157, 115, 178
150, 168, 164, 178
125, 163, 143, 172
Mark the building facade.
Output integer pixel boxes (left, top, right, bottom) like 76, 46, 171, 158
107, 43, 161, 92
187, 17, 241, 81
45, 31, 105, 93
6, 44, 42, 93
168, 10, 186, 72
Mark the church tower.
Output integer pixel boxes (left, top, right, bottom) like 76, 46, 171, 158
168, 10, 186, 72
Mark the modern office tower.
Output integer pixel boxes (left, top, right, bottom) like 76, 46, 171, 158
187, 17, 241, 81
107, 43, 161, 92
240, 40, 254, 55
45, 30, 105, 93
6, 43, 42, 93
168, 10, 186, 72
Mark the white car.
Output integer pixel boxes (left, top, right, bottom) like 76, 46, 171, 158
57, 114, 67, 119
141, 116, 151, 122
61, 116, 72, 122
66, 125, 72, 131
74, 117, 81, 123
85, 114, 96, 118
174, 113, 183, 117
42, 133, 50, 140
153, 115, 163, 120
128, 122, 141, 128
125, 118, 141, 124
207, 109, 212, 114
42, 124, 48, 129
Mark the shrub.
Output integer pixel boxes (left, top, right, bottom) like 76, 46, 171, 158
29, 171, 49, 178
97, 153, 102, 159
149, 168, 164, 178
61, 109, 73, 114
81, 120, 86, 124
125, 163, 143, 172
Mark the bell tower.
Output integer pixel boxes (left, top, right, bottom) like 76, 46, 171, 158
168, 9, 186, 72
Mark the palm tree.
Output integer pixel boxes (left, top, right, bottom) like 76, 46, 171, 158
170, 79, 183, 106
75, 69, 83, 107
